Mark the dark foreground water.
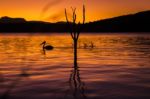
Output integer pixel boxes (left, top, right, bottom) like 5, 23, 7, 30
0, 33, 150, 99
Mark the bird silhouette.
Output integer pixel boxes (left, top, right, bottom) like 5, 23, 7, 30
40, 41, 54, 50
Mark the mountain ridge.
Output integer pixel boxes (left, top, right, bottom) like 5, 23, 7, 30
0, 10, 150, 33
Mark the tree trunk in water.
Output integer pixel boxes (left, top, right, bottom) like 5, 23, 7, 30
74, 39, 78, 67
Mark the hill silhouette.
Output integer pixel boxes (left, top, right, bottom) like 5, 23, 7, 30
0, 10, 150, 33
83, 10, 150, 32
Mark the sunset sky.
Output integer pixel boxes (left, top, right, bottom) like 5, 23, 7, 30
0, 0, 150, 22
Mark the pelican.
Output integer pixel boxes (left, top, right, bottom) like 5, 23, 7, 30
40, 41, 54, 50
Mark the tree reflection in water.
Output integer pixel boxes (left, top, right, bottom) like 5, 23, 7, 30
68, 61, 87, 99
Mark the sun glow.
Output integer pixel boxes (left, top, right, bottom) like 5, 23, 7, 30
0, 0, 150, 22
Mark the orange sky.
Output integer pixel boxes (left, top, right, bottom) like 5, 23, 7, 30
0, 0, 150, 22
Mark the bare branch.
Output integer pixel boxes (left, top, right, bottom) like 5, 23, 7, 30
77, 22, 81, 40
65, 8, 69, 23
77, 32, 80, 40
65, 8, 74, 39
71, 7, 76, 23
83, 5, 85, 24
74, 14, 76, 23
71, 32, 74, 39
65, 5, 86, 42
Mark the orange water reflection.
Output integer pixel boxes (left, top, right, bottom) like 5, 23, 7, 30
0, 33, 150, 99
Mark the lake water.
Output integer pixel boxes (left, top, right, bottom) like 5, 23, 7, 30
0, 33, 150, 99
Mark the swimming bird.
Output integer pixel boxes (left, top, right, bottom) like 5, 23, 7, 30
40, 41, 54, 50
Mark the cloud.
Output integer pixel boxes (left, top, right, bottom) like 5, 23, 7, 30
40, 0, 63, 18
44, 10, 72, 22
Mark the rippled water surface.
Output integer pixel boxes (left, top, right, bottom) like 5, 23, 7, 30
0, 33, 150, 99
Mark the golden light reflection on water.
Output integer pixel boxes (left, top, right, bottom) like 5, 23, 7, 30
0, 33, 150, 99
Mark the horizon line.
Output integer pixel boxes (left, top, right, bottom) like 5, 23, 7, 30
0, 10, 150, 23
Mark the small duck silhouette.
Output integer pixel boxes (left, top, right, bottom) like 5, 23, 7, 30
40, 41, 54, 50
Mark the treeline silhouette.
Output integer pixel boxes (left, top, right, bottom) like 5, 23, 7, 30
0, 16, 68, 32
0, 10, 150, 33
83, 10, 150, 32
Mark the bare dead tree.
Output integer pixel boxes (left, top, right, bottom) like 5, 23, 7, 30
64, 6, 87, 99
65, 5, 85, 65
